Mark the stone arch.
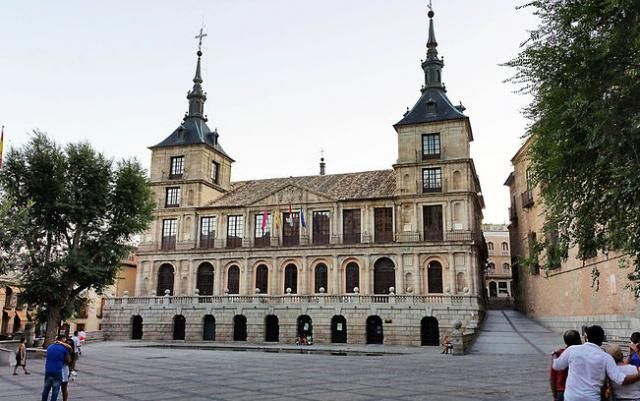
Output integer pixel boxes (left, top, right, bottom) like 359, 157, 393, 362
331, 315, 347, 343
426, 261, 444, 294
344, 261, 360, 293
131, 315, 143, 340
373, 257, 396, 294
196, 262, 214, 296
254, 263, 269, 294
226, 265, 240, 294
203, 315, 215, 341
265, 315, 279, 342
422, 256, 447, 294
452, 170, 462, 190
157, 263, 175, 296
173, 315, 186, 340
297, 315, 313, 339
366, 316, 383, 344
233, 315, 247, 341
421, 316, 439, 346
313, 263, 328, 293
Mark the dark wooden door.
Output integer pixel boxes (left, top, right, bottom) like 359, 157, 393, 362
233, 315, 247, 341
297, 315, 313, 338
342, 209, 361, 244
423, 205, 443, 240
265, 315, 279, 342
284, 264, 298, 293
157, 264, 174, 296
366, 316, 383, 344
203, 315, 215, 341
421, 317, 440, 346
374, 207, 393, 243
373, 258, 396, 294
331, 316, 347, 343
427, 262, 444, 293
131, 316, 143, 340
173, 315, 185, 340
282, 212, 300, 246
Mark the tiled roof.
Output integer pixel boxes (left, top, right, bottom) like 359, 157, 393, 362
209, 170, 396, 207
395, 87, 466, 127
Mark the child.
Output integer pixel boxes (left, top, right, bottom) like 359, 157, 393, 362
550, 329, 582, 401
441, 335, 452, 354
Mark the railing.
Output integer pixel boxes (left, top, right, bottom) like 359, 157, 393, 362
521, 190, 534, 209
509, 207, 518, 223
106, 294, 479, 306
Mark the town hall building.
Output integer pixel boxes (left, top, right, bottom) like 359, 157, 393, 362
103, 8, 487, 346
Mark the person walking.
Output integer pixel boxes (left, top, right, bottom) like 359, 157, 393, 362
553, 325, 640, 401
606, 344, 640, 401
12, 338, 30, 375
550, 330, 582, 401
70, 331, 80, 372
41, 335, 71, 401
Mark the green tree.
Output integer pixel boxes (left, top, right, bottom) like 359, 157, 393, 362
506, 1, 640, 294
0, 131, 154, 344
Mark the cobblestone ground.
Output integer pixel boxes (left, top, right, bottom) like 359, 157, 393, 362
1, 311, 561, 400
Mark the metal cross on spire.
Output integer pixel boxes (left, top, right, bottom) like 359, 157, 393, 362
428, 0, 433, 11
195, 26, 207, 52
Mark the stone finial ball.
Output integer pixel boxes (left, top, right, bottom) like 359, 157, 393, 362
406, 286, 413, 293
319, 287, 326, 293
255, 288, 261, 294
197, 50, 202, 57
224, 288, 229, 294
353, 287, 360, 293
463, 287, 470, 294
164, 289, 170, 296
428, 10, 434, 18
453, 320, 463, 330
389, 286, 395, 293
286, 287, 292, 294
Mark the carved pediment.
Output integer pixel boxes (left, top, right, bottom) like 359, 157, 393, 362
250, 183, 335, 207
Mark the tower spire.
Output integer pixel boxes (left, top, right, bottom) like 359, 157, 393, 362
421, 2, 444, 91
186, 27, 208, 120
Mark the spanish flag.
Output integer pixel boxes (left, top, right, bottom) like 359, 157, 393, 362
0, 126, 4, 170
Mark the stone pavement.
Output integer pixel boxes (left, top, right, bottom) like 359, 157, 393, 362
1, 311, 562, 401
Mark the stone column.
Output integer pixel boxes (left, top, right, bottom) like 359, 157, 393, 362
241, 259, 250, 295
301, 257, 308, 295
414, 254, 422, 294
332, 256, 340, 294
397, 254, 405, 294
448, 253, 456, 294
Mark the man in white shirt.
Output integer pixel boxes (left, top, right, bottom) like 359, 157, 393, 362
553, 325, 640, 401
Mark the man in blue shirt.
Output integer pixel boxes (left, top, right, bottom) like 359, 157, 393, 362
41, 334, 71, 401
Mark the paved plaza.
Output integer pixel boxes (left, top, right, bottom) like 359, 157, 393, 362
2, 311, 561, 401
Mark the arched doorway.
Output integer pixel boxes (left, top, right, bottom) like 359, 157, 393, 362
374, 258, 396, 294
227, 265, 240, 294
203, 315, 215, 341
314, 264, 328, 293
345, 262, 359, 293
421, 317, 440, 346
489, 281, 497, 297
366, 316, 383, 344
265, 315, 279, 342
157, 264, 174, 295
131, 315, 143, 340
284, 264, 298, 293
13, 315, 21, 333
427, 261, 443, 293
233, 315, 247, 341
331, 315, 347, 344
255, 264, 269, 293
173, 315, 186, 340
297, 315, 312, 340
196, 263, 214, 296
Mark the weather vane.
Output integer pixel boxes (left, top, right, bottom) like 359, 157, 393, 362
195, 25, 207, 52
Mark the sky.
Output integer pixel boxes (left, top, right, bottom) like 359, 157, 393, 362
0, 0, 538, 224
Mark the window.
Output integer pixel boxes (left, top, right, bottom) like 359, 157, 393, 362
170, 156, 184, 179
211, 161, 219, 184
227, 266, 240, 294
423, 205, 443, 241
526, 168, 533, 192
227, 215, 244, 249
196, 263, 214, 296
282, 212, 300, 246
501, 242, 509, 251
312, 211, 330, 245
342, 209, 361, 244
157, 264, 174, 295
345, 263, 359, 293
422, 168, 442, 192
165, 187, 181, 207
256, 265, 269, 293
254, 213, 271, 247
487, 262, 496, 273
314, 264, 328, 293
200, 216, 216, 249
487, 242, 494, 251
161, 219, 177, 250
374, 207, 393, 243
422, 133, 441, 159
427, 261, 443, 293
498, 281, 509, 295
503, 263, 511, 273
284, 264, 297, 293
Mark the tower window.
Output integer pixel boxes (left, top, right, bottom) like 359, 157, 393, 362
170, 156, 184, 179
165, 187, 181, 208
422, 133, 441, 160
422, 168, 442, 192
161, 219, 177, 250
227, 215, 244, 249
200, 216, 216, 249
211, 161, 219, 184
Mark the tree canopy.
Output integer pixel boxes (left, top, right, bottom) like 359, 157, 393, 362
0, 131, 155, 343
506, 1, 640, 294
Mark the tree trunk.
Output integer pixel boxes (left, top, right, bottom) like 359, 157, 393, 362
44, 307, 61, 348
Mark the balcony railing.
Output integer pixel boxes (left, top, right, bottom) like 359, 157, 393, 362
521, 190, 534, 209
152, 230, 478, 253
509, 207, 518, 223
106, 294, 480, 306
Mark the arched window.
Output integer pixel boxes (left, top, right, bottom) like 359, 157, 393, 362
487, 242, 494, 251
345, 262, 359, 293
373, 258, 396, 294
227, 265, 240, 294
502, 242, 509, 251
255, 264, 269, 294
503, 263, 511, 273
196, 263, 214, 296
157, 264, 174, 296
487, 262, 496, 273
284, 264, 297, 294
427, 261, 443, 293
314, 264, 328, 293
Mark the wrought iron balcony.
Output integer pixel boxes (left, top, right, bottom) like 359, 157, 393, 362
521, 190, 534, 209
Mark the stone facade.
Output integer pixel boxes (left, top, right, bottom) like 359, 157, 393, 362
505, 137, 639, 340
482, 224, 513, 307
103, 9, 487, 346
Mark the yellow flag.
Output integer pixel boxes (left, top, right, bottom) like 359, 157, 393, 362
275, 209, 280, 230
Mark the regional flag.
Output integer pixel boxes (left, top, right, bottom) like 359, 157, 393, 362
261, 209, 268, 233
0, 126, 4, 170
288, 202, 293, 226
275, 209, 281, 230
